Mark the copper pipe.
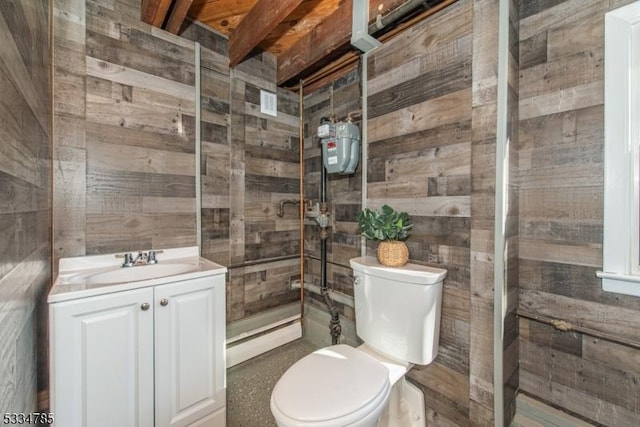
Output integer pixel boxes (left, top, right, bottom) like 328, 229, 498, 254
298, 79, 305, 325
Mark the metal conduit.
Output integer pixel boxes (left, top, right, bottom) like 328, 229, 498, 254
319, 154, 342, 345
299, 80, 305, 325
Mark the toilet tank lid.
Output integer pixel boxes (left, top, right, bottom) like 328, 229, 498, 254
350, 256, 447, 285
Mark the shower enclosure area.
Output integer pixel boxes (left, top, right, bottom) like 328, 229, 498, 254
205, 40, 367, 356
202, 52, 304, 365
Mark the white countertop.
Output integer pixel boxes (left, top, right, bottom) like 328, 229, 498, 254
49, 246, 227, 303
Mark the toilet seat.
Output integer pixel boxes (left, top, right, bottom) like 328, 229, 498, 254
270, 344, 391, 426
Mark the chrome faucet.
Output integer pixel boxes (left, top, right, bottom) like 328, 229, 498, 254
119, 253, 135, 267
132, 251, 147, 265
147, 250, 160, 264
116, 250, 163, 267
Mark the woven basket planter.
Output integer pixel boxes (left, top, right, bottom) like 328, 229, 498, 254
376, 241, 409, 267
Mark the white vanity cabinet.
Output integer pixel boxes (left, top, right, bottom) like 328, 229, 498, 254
49, 248, 226, 427
50, 287, 155, 427
154, 277, 225, 426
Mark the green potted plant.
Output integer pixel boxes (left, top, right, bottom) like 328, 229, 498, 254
356, 204, 413, 267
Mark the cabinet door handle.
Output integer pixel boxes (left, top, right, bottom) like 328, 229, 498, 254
160, 298, 169, 307
140, 302, 150, 311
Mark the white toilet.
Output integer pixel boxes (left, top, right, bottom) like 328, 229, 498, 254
270, 256, 447, 427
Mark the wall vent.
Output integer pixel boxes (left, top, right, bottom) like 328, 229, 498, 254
260, 90, 277, 117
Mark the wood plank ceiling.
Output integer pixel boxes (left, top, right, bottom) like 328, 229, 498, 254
141, 0, 452, 89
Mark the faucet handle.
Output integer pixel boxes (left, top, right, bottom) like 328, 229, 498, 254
147, 250, 163, 264
115, 252, 134, 267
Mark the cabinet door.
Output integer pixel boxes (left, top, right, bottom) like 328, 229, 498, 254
154, 275, 226, 427
50, 288, 154, 427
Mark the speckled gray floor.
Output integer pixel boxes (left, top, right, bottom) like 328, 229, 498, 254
227, 338, 319, 427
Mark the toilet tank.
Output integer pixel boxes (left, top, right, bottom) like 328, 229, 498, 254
350, 256, 447, 365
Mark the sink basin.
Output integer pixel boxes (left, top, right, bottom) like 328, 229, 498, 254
49, 246, 227, 304
68, 262, 198, 285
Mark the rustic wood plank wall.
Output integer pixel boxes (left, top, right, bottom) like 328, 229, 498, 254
367, 1, 475, 424
0, 0, 51, 412
304, 0, 480, 425
224, 52, 301, 322
302, 0, 485, 422
518, 0, 640, 424
182, 22, 302, 323
85, 1, 197, 254
303, 69, 362, 327
303, 0, 522, 423
54, 0, 197, 262
54, 0, 87, 265
469, 0, 500, 423
54, 2, 300, 326
181, 21, 231, 267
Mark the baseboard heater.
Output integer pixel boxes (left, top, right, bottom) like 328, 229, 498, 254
226, 314, 302, 368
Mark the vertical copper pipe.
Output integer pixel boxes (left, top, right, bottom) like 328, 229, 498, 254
299, 80, 305, 324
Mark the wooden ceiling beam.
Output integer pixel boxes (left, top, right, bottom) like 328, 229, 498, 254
141, 0, 173, 27
229, 0, 303, 68
165, 0, 194, 33
292, 0, 458, 93
141, 0, 158, 23
277, 0, 406, 85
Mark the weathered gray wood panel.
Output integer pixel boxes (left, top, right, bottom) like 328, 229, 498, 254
54, 0, 198, 261
182, 25, 303, 322
518, 0, 640, 424
53, 0, 303, 337
366, 1, 475, 424
195, 33, 231, 267
236, 60, 301, 318
314, 0, 517, 424
0, 0, 51, 412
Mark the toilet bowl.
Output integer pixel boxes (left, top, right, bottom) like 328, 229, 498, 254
271, 257, 447, 427
270, 345, 392, 427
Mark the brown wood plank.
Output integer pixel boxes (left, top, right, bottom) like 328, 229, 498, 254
229, 0, 302, 67
519, 369, 640, 426
229, 78, 246, 266
86, 213, 195, 254
87, 167, 195, 198
408, 363, 470, 425
369, 89, 472, 143
258, 0, 343, 55
520, 290, 640, 348
141, 0, 173, 27
87, 30, 195, 85
521, 338, 640, 412
165, 0, 194, 34
277, 0, 406, 85
152, 0, 173, 27
188, 0, 255, 33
